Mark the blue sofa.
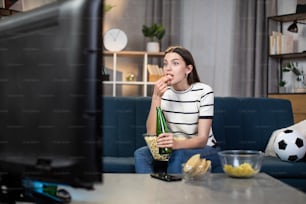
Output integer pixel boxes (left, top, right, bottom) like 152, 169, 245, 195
102, 96, 306, 192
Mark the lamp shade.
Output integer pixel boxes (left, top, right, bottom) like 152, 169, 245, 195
287, 21, 298, 33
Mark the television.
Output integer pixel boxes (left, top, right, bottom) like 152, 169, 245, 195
0, 0, 103, 203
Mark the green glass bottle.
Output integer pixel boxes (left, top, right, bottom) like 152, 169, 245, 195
156, 107, 172, 154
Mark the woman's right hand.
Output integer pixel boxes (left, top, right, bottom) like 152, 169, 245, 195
146, 75, 172, 134
153, 75, 173, 97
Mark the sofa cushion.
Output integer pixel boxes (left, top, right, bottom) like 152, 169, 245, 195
103, 97, 150, 157
213, 97, 294, 151
261, 156, 306, 178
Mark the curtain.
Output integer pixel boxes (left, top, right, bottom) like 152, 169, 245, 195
231, 0, 277, 97
144, 0, 181, 51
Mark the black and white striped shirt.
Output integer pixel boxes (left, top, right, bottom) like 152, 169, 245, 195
161, 82, 217, 147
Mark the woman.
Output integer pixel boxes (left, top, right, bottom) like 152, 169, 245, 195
134, 46, 220, 173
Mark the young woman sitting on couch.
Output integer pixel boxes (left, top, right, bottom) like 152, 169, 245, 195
134, 46, 221, 174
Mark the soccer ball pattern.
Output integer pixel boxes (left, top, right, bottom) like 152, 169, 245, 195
273, 129, 306, 162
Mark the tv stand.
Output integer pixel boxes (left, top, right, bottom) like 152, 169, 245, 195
0, 178, 71, 204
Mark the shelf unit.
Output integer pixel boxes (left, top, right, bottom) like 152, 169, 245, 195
267, 13, 306, 94
267, 13, 306, 123
269, 52, 306, 59
103, 51, 164, 97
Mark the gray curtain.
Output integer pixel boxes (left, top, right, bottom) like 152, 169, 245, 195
144, 0, 181, 51
231, 0, 277, 97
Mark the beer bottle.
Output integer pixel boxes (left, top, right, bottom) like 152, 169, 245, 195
156, 107, 172, 154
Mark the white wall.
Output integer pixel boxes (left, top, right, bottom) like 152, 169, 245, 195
278, 0, 297, 14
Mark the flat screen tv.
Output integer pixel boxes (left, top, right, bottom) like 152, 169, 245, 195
0, 0, 103, 203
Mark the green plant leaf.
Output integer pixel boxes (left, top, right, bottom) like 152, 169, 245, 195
142, 23, 165, 41
104, 4, 115, 13
279, 80, 286, 87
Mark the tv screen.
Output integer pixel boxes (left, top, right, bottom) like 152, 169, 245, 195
0, 0, 103, 203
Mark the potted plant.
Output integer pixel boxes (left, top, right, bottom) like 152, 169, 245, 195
142, 23, 165, 52
281, 61, 305, 92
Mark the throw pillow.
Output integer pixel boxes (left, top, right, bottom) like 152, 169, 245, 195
265, 120, 306, 157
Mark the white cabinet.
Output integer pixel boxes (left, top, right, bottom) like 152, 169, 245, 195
103, 51, 164, 97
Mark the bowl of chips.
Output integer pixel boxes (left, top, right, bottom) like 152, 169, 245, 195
182, 154, 211, 181
218, 150, 264, 178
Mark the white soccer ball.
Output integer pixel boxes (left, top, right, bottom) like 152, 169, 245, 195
273, 129, 306, 162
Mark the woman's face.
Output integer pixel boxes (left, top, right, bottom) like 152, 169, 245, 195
163, 52, 192, 89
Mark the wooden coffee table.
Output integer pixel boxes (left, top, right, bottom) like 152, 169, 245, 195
67, 173, 306, 204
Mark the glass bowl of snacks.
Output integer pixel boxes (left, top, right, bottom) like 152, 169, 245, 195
218, 150, 264, 178
182, 154, 211, 181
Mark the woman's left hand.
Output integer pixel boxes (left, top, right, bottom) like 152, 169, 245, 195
157, 133, 174, 148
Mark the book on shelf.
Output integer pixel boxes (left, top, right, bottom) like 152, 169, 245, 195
270, 31, 294, 55
147, 64, 163, 82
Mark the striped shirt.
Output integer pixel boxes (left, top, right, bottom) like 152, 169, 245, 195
161, 82, 217, 147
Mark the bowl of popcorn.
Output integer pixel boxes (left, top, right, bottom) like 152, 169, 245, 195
143, 134, 187, 161
143, 134, 170, 161
218, 150, 264, 178
182, 154, 211, 181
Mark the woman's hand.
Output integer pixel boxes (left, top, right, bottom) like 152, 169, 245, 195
153, 75, 173, 97
157, 133, 174, 148
146, 75, 173, 136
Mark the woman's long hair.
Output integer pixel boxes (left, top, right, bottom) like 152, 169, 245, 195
164, 46, 201, 85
